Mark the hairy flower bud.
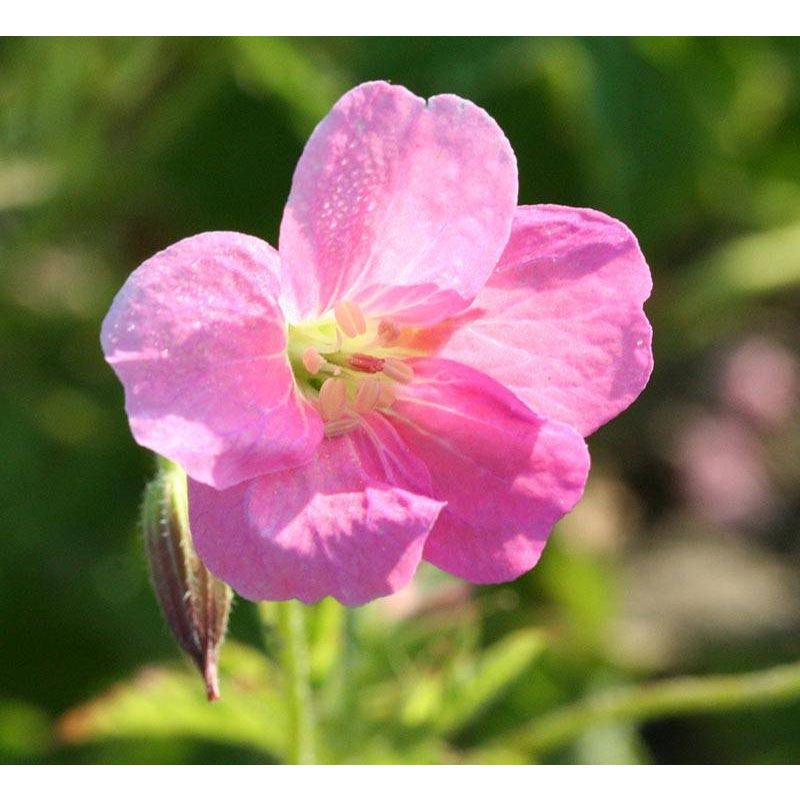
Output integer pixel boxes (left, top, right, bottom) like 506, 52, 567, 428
142, 459, 232, 701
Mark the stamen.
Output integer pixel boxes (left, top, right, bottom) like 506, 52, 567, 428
302, 346, 325, 375
334, 300, 367, 338
382, 357, 414, 384
354, 378, 383, 413
377, 319, 402, 346
318, 377, 347, 421
324, 416, 361, 438
349, 352, 385, 373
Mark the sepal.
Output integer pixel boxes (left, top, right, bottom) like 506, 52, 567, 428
142, 459, 232, 701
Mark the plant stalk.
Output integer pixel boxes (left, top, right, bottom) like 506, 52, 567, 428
265, 601, 316, 765
507, 658, 800, 757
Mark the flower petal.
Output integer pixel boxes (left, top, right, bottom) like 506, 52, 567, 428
424, 205, 653, 436
188, 413, 444, 605
386, 357, 589, 583
101, 232, 323, 489
279, 81, 518, 325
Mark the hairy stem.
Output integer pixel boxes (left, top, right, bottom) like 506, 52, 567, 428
261, 601, 316, 764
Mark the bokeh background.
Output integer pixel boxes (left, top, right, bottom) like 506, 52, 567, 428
2, 36, 800, 765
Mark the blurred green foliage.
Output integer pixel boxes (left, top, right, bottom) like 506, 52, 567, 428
2, 37, 800, 764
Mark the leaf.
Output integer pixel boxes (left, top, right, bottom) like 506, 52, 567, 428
0, 159, 59, 211
0, 699, 51, 760
400, 673, 444, 728
669, 222, 800, 352
572, 720, 650, 765
231, 38, 349, 135
56, 642, 286, 759
434, 629, 547, 735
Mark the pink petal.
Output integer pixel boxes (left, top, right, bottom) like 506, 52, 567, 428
101, 232, 323, 489
279, 81, 518, 325
188, 413, 444, 605
425, 205, 653, 436
386, 357, 590, 583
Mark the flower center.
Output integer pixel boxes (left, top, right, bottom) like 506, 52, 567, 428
287, 301, 417, 438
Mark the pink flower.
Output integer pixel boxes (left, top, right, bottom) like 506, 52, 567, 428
101, 82, 653, 605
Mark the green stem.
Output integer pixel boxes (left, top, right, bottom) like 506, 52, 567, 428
261, 601, 316, 764
504, 659, 800, 758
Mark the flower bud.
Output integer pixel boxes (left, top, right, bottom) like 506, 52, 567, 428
142, 459, 232, 701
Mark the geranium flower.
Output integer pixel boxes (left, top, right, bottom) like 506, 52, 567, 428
101, 82, 652, 605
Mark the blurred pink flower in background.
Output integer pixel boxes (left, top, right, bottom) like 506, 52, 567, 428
675, 412, 775, 531
672, 335, 797, 534
101, 81, 653, 605
721, 336, 799, 429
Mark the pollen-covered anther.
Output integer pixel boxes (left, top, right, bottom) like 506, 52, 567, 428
377, 319, 402, 346
302, 346, 325, 375
349, 352, 385, 373
323, 415, 361, 438
318, 377, 348, 421
334, 300, 367, 338
382, 357, 415, 384
354, 378, 383, 413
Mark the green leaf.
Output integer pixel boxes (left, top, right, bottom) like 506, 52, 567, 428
670, 222, 800, 351
0, 699, 51, 760
434, 629, 547, 735
231, 37, 349, 134
56, 642, 286, 759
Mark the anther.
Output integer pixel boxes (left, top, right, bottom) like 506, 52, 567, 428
324, 416, 361, 438
377, 319, 402, 346
354, 378, 383, 413
318, 377, 347, 421
349, 352, 385, 373
302, 347, 325, 375
382, 357, 414, 384
334, 300, 367, 338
